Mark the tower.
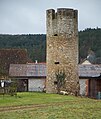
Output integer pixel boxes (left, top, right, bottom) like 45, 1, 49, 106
46, 8, 79, 94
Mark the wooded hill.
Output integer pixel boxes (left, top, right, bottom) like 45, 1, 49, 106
79, 28, 101, 63
0, 34, 46, 62
0, 28, 101, 63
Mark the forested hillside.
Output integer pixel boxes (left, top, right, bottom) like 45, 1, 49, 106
0, 28, 101, 63
0, 34, 46, 62
79, 28, 101, 63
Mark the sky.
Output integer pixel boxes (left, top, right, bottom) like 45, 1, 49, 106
0, 0, 101, 34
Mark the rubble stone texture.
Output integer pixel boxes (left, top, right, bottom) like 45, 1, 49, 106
46, 8, 79, 94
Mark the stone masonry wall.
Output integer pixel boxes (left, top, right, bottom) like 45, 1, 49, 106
46, 8, 79, 94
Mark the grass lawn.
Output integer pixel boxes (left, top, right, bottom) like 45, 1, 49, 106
0, 92, 101, 119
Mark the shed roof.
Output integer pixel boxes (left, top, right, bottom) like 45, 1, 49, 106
9, 63, 46, 77
79, 64, 101, 78
9, 63, 101, 78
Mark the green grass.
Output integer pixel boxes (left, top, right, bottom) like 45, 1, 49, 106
0, 92, 101, 119
0, 92, 76, 106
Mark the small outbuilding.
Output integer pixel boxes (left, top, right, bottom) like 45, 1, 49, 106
79, 64, 101, 99
9, 63, 46, 92
9, 62, 101, 99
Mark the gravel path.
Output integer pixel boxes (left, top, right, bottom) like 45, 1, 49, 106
0, 100, 99, 112
0, 101, 69, 112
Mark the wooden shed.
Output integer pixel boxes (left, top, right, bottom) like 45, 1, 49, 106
9, 63, 101, 99
9, 63, 46, 92
79, 64, 101, 98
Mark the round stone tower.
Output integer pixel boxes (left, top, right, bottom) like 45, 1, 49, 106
46, 8, 79, 95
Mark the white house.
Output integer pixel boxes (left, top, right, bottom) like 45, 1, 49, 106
79, 60, 91, 96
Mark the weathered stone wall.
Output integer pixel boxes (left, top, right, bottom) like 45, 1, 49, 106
46, 8, 79, 94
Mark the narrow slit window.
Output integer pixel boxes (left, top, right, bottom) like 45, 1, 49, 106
55, 62, 59, 64
54, 34, 58, 36
54, 81, 58, 85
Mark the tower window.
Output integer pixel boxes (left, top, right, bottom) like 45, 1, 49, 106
54, 34, 58, 36
54, 81, 58, 85
55, 62, 59, 64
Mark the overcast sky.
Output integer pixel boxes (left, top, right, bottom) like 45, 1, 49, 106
0, 0, 101, 34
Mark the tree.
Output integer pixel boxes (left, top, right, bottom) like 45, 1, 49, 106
55, 69, 66, 93
0, 68, 8, 79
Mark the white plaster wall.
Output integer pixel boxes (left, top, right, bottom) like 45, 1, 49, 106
79, 79, 87, 96
28, 79, 45, 92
